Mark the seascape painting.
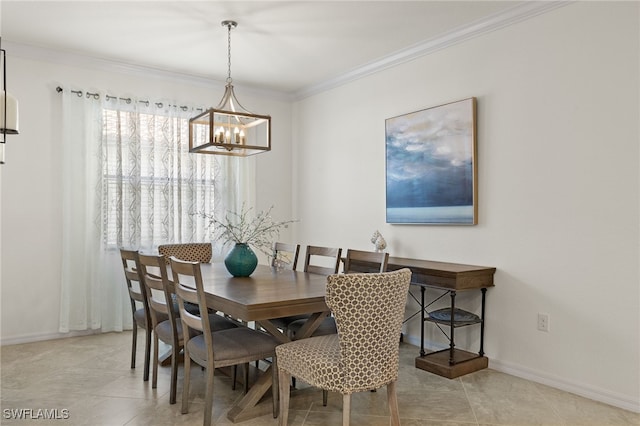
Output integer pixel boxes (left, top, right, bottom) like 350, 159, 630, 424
385, 97, 477, 224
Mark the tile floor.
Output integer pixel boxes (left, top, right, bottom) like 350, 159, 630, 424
1, 331, 638, 425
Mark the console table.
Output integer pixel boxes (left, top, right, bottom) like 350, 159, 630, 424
346, 256, 496, 379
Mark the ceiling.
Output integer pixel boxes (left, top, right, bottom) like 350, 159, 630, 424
1, 1, 543, 97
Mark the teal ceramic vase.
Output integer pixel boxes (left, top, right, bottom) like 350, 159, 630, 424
224, 243, 258, 277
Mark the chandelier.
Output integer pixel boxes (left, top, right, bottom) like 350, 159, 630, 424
189, 20, 271, 157
1, 39, 20, 165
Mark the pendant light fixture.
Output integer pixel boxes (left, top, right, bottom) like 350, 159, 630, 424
1, 38, 20, 165
189, 20, 271, 157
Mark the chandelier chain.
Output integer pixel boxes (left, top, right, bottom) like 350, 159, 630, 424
227, 23, 232, 83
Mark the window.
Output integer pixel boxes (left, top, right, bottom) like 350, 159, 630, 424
101, 106, 216, 249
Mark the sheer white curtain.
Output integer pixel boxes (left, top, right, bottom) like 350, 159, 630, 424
59, 88, 255, 333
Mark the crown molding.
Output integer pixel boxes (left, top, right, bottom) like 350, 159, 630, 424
4, 1, 571, 103
3, 40, 293, 102
292, 1, 572, 100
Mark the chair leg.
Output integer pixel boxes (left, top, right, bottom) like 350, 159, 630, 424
387, 381, 400, 426
243, 363, 249, 394
232, 365, 238, 390
169, 347, 179, 405
131, 325, 137, 369
278, 369, 290, 426
181, 351, 191, 414
152, 334, 159, 389
342, 393, 351, 426
323, 389, 328, 406
272, 356, 279, 419
143, 327, 151, 382
203, 361, 215, 426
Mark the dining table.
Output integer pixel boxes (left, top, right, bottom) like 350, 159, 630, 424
190, 262, 331, 423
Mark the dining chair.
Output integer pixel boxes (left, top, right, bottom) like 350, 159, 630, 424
137, 253, 239, 404
343, 248, 389, 274
270, 245, 342, 333
119, 248, 151, 382
170, 257, 281, 426
158, 243, 213, 315
288, 248, 388, 339
271, 241, 300, 271
287, 247, 389, 404
158, 242, 213, 264
276, 268, 412, 426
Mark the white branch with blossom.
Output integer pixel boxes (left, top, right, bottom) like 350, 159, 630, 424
199, 205, 297, 257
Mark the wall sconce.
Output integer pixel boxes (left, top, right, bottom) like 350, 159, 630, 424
189, 20, 271, 157
1, 41, 20, 164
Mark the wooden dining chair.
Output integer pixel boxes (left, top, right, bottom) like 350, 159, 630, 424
270, 245, 342, 333
138, 253, 238, 404
343, 248, 389, 274
119, 248, 151, 382
288, 248, 388, 339
158, 243, 213, 315
271, 242, 300, 271
277, 269, 412, 426
171, 257, 281, 426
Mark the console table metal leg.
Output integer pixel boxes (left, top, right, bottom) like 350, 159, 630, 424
479, 287, 486, 357
449, 291, 456, 365
420, 286, 426, 357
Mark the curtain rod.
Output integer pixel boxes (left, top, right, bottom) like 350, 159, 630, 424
55, 86, 202, 112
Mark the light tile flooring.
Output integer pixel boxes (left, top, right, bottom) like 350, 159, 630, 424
1, 331, 638, 425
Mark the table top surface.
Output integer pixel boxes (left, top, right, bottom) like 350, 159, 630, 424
198, 263, 330, 321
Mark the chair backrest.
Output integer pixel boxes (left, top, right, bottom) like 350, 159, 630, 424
303, 245, 342, 275
170, 257, 210, 336
326, 268, 412, 391
138, 253, 177, 331
120, 248, 149, 319
271, 242, 300, 271
158, 243, 212, 264
343, 249, 389, 274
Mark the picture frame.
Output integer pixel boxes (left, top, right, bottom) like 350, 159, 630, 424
385, 97, 477, 225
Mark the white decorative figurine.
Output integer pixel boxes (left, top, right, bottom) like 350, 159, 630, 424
370, 230, 387, 252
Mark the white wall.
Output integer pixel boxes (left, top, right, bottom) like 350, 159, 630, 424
292, 2, 639, 411
0, 54, 293, 343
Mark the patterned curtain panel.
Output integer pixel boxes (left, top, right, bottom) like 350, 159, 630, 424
59, 90, 235, 333
101, 101, 216, 250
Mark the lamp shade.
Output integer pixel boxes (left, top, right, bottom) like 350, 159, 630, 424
0, 91, 19, 134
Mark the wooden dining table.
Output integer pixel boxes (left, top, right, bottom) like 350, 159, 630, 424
193, 262, 331, 423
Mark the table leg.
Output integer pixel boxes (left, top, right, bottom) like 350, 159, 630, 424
479, 287, 486, 357
226, 364, 274, 423
449, 291, 456, 365
420, 286, 426, 357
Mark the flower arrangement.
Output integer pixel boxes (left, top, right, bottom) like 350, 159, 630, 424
200, 205, 296, 257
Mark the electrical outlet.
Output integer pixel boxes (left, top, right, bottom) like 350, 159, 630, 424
537, 313, 550, 332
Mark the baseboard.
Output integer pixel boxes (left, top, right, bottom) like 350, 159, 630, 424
1, 329, 104, 346
489, 358, 640, 414
401, 333, 639, 414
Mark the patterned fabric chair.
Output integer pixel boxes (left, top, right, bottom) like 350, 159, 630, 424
158, 243, 212, 264
276, 268, 412, 426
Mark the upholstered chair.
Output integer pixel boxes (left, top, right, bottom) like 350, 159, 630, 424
276, 268, 412, 426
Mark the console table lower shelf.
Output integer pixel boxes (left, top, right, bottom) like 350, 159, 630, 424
415, 349, 488, 379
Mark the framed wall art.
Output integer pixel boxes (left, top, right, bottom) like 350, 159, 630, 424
385, 97, 477, 225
